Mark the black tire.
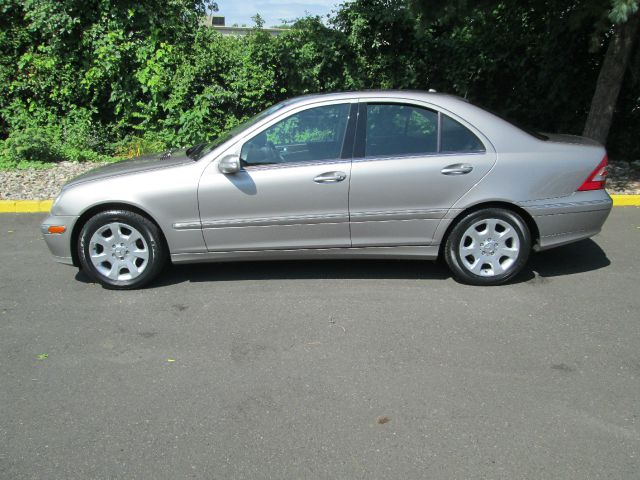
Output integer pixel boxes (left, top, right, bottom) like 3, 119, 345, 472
444, 208, 531, 286
78, 210, 166, 290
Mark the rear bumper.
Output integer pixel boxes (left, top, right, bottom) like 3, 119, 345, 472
519, 190, 613, 251
41, 215, 79, 266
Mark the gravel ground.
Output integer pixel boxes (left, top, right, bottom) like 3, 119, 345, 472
1, 161, 111, 200
606, 161, 640, 194
1, 159, 639, 200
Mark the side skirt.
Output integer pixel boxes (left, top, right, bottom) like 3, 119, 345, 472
171, 245, 440, 264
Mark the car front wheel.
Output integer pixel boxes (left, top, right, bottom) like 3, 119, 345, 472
444, 208, 531, 285
78, 210, 166, 289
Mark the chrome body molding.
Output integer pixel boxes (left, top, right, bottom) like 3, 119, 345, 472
350, 208, 447, 222
175, 209, 448, 230
519, 198, 611, 210
200, 212, 348, 229
519, 191, 612, 213
173, 221, 202, 230
244, 158, 352, 171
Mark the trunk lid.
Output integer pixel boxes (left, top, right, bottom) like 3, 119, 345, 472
542, 133, 603, 147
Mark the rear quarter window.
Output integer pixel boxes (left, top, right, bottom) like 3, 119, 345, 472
440, 115, 485, 153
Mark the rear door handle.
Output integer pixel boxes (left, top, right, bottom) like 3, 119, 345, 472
314, 171, 347, 183
441, 163, 473, 175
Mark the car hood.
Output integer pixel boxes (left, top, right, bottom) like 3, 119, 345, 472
65, 151, 194, 188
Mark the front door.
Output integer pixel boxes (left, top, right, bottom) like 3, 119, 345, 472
198, 101, 355, 251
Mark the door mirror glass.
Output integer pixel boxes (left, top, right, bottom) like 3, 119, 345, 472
218, 155, 241, 174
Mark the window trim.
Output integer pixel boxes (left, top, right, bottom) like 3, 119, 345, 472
340, 103, 359, 159
240, 101, 357, 170
436, 110, 442, 153
353, 102, 367, 159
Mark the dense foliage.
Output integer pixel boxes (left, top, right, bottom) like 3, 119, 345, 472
0, 0, 638, 169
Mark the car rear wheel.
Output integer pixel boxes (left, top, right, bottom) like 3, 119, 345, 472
78, 210, 166, 289
444, 208, 531, 285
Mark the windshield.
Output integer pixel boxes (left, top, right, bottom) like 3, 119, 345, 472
187, 100, 293, 160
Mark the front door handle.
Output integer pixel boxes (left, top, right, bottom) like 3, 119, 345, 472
314, 171, 347, 183
441, 163, 473, 175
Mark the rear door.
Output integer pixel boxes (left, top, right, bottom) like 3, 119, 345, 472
349, 100, 496, 246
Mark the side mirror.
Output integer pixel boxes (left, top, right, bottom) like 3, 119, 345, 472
218, 155, 241, 174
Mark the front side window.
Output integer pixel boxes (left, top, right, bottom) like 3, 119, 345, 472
365, 104, 438, 157
241, 103, 350, 166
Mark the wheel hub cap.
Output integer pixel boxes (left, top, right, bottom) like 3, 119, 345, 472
481, 239, 498, 255
113, 243, 128, 259
458, 218, 520, 277
89, 222, 149, 281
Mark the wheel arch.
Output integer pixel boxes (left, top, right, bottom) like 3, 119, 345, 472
70, 202, 167, 267
438, 201, 540, 258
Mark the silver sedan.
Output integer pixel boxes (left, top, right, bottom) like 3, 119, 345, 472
41, 91, 612, 288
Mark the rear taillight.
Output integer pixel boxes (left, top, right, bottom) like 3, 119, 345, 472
578, 154, 608, 191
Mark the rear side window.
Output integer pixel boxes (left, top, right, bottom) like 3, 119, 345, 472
361, 103, 485, 158
441, 114, 485, 153
365, 104, 438, 157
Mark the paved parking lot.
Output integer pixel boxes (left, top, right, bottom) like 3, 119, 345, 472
1, 209, 639, 479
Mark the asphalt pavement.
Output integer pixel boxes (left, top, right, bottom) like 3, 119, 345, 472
1, 209, 639, 479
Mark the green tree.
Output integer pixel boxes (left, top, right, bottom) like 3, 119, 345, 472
583, 1, 639, 144
1, 0, 639, 168
331, 0, 423, 89
0, 0, 217, 166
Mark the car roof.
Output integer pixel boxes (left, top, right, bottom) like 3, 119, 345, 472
278, 90, 537, 151
284, 89, 463, 104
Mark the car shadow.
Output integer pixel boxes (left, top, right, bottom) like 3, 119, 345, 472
74, 239, 610, 288
147, 239, 609, 287
525, 238, 611, 279
152, 258, 451, 286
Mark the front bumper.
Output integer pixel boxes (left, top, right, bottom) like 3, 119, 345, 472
41, 215, 79, 265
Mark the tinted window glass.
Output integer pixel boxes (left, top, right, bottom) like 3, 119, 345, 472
241, 103, 350, 166
440, 115, 485, 153
365, 104, 438, 157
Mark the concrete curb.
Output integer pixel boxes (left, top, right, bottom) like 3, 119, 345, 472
610, 195, 640, 206
1, 195, 639, 213
0, 200, 53, 213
